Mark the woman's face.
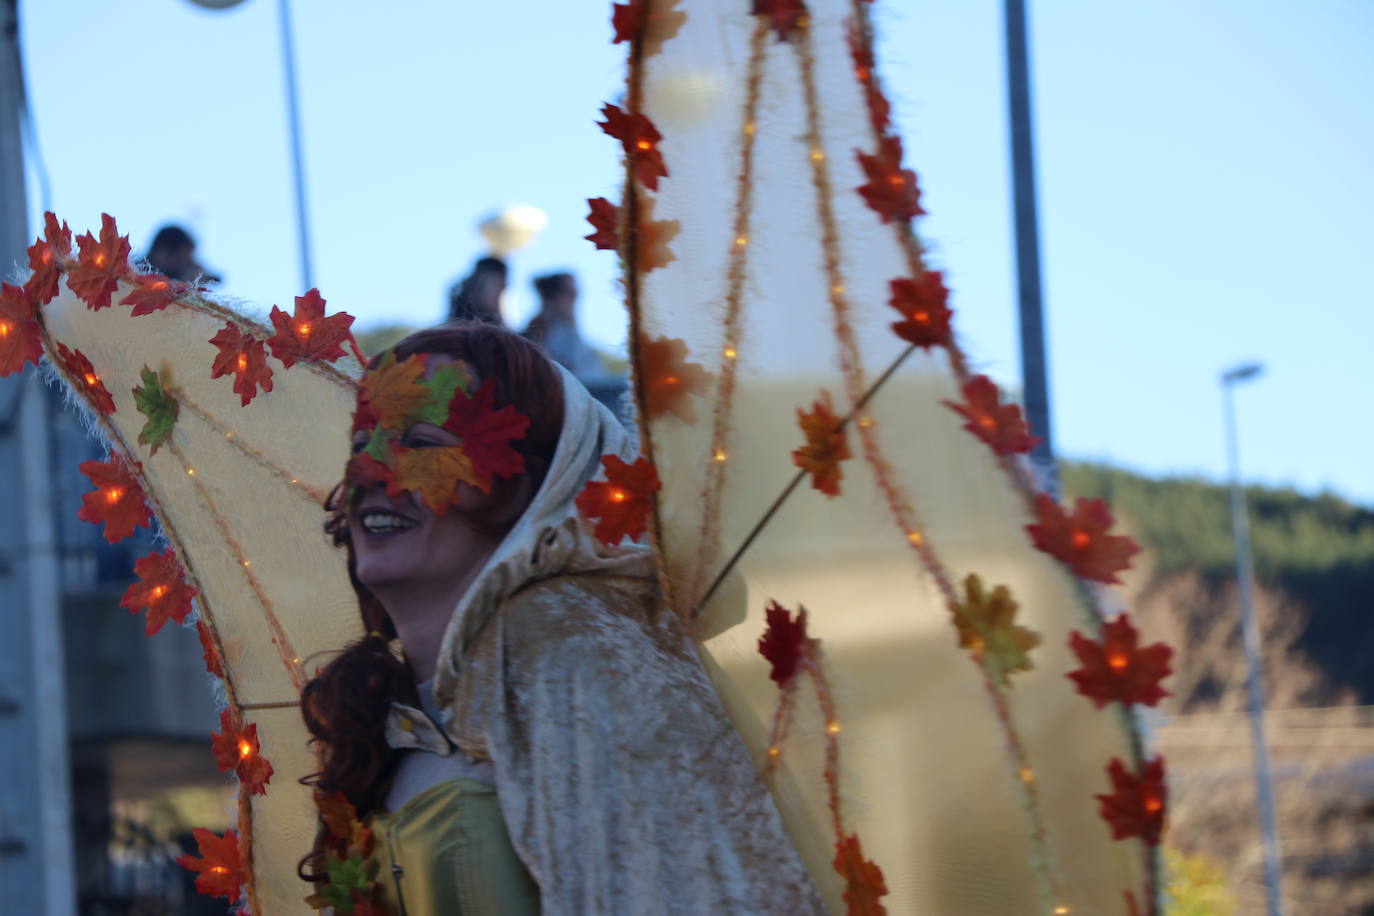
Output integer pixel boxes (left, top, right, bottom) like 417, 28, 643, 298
346, 355, 527, 596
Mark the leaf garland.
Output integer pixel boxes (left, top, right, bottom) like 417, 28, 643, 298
637, 334, 711, 423
68, 213, 132, 310
585, 197, 621, 251
209, 322, 274, 407
792, 392, 852, 497
942, 375, 1039, 456
120, 272, 188, 316
0, 282, 43, 378
54, 342, 117, 414
177, 828, 245, 905
575, 454, 661, 545
1026, 494, 1141, 585
833, 833, 889, 916
1067, 613, 1173, 709
24, 212, 72, 305
855, 136, 923, 224
753, 0, 809, 41
950, 574, 1040, 687
120, 548, 198, 635
267, 288, 357, 368
887, 273, 952, 349
1096, 756, 1167, 846
76, 458, 151, 543
599, 103, 669, 191
211, 708, 274, 796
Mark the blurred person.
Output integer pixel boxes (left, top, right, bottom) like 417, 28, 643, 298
141, 224, 221, 284
523, 272, 626, 413
447, 256, 508, 324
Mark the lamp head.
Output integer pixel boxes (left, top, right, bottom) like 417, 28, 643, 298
1222, 362, 1263, 385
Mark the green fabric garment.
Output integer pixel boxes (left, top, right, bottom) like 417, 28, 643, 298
368, 778, 540, 915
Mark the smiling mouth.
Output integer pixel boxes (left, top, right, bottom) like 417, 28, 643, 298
360, 511, 420, 534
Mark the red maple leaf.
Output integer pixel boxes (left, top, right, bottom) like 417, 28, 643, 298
575, 454, 661, 545
68, 213, 132, 310
753, 0, 809, 40
887, 273, 952, 349
76, 458, 151, 542
24, 212, 73, 305
266, 288, 356, 368
637, 334, 711, 423
792, 392, 851, 497
344, 451, 395, 494
585, 197, 620, 251
209, 322, 274, 406
442, 379, 530, 492
758, 600, 809, 686
1067, 614, 1173, 709
1026, 494, 1141, 584
611, 0, 644, 43
847, 24, 890, 134
120, 272, 188, 316
598, 103, 669, 191
54, 342, 117, 414
120, 549, 198, 635
832, 833, 889, 915
211, 709, 274, 796
197, 620, 224, 678
1096, 756, 1167, 846
856, 136, 923, 223
0, 282, 43, 378
177, 828, 244, 904
942, 375, 1039, 456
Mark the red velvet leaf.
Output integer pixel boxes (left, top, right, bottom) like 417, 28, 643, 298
176, 828, 244, 904
792, 392, 851, 497
1026, 494, 1141, 584
266, 288, 356, 368
637, 334, 711, 423
54, 342, 117, 414
611, 0, 644, 43
942, 375, 1039, 456
753, 0, 809, 40
120, 272, 188, 316
68, 213, 132, 310
832, 833, 889, 915
211, 709, 274, 796
0, 282, 43, 378
887, 273, 952, 348
758, 600, 809, 686
120, 549, 198, 635
197, 620, 224, 678
442, 379, 531, 491
598, 103, 669, 191
76, 458, 151, 542
585, 197, 620, 251
209, 322, 274, 406
855, 136, 923, 223
1096, 756, 1167, 846
1067, 613, 1173, 709
24, 212, 72, 305
574, 454, 661, 545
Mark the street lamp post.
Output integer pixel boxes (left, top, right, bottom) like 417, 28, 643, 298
1221, 361, 1284, 916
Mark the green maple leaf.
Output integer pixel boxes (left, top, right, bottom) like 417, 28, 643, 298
412, 361, 469, 426
951, 574, 1041, 687
132, 366, 179, 455
361, 426, 393, 465
323, 853, 370, 912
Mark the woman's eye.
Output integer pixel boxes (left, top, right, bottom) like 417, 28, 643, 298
350, 440, 367, 455
405, 436, 442, 449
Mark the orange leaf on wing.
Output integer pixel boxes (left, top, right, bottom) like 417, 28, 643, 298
637, 334, 710, 424
0, 282, 43, 378
792, 392, 852, 497
176, 828, 244, 904
209, 323, 274, 406
76, 458, 151, 542
68, 213, 133, 310
24, 212, 72, 305
575, 454, 661, 545
267, 288, 356, 368
120, 548, 198, 635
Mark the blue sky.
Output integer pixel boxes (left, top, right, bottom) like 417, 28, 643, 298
18, 0, 1373, 504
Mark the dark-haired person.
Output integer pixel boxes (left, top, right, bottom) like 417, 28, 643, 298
521, 271, 623, 405
447, 256, 508, 324
142, 224, 221, 284
302, 323, 820, 914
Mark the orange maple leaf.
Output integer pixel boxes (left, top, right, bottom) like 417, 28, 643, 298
856, 136, 923, 224
120, 548, 198, 635
758, 600, 809, 686
120, 272, 188, 316
361, 352, 429, 432
1026, 494, 1141, 584
574, 453, 661, 545
888, 273, 952, 348
68, 213, 133, 310
314, 789, 376, 859
54, 342, 117, 414
754, 0, 809, 40
792, 392, 852, 497
267, 288, 356, 368
942, 375, 1039, 456
637, 195, 680, 274
585, 197, 620, 251
0, 282, 43, 378
76, 458, 151, 543
24, 212, 72, 305
211, 709, 274, 796
177, 828, 244, 904
209, 322, 274, 407
951, 574, 1040, 686
442, 379, 530, 491
197, 620, 224, 678
637, 334, 710, 423
388, 443, 478, 516
1096, 756, 1167, 846
1068, 613, 1173, 709
833, 833, 888, 916
599, 103, 669, 191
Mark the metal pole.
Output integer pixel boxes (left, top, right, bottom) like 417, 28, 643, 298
276, 0, 314, 291
1222, 364, 1284, 916
1002, 0, 1055, 490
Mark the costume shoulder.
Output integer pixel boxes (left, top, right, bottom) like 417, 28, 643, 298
483, 573, 823, 916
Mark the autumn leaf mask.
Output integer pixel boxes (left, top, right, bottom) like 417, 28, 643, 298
345, 352, 531, 515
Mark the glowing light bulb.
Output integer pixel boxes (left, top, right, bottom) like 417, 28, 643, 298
830, 284, 845, 296
1108, 652, 1129, 670
743, 122, 756, 136
734, 236, 748, 247
186, 468, 196, 476
0, 320, 11, 338
609, 488, 629, 503
1054, 907, 1070, 914
826, 721, 840, 735
663, 375, 679, 386
912, 310, 930, 325
236, 354, 248, 372
1072, 531, 1091, 549
238, 739, 252, 759
888, 175, 905, 188
152, 585, 167, 599
151, 279, 169, 291
84, 373, 99, 387
810, 149, 825, 162
858, 417, 874, 428
94, 253, 107, 267
906, 530, 923, 546
767, 745, 781, 758
713, 450, 727, 463
104, 487, 123, 504
1019, 767, 1035, 783
241, 560, 251, 568
211, 866, 228, 875
1145, 795, 1163, 814
298, 322, 312, 337
724, 348, 737, 359
636, 139, 653, 151
978, 416, 996, 430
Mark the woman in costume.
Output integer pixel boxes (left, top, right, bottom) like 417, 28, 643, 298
299, 323, 822, 914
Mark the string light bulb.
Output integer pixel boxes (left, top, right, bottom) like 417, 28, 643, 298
1072, 531, 1091, 549
1019, 767, 1035, 784
906, 530, 923, 546
830, 284, 845, 296
186, 468, 196, 476
609, 487, 629, 504
743, 121, 756, 136
104, 487, 123, 504
734, 236, 748, 247
767, 745, 781, 758
0, 319, 11, 338
83, 372, 99, 387
238, 739, 252, 759
724, 347, 737, 359
858, 417, 874, 428
152, 585, 167, 599
297, 322, 312, 337
236, 354, 248, 372
1053, 907, 1070, 915
810, 148, 825, 162
826, 721, 841, 735
713, 450, 727, 463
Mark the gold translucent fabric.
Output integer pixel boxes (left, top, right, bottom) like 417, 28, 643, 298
631, 1, 1152, 912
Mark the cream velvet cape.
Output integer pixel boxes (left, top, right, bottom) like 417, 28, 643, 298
384, 366, 822, 914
